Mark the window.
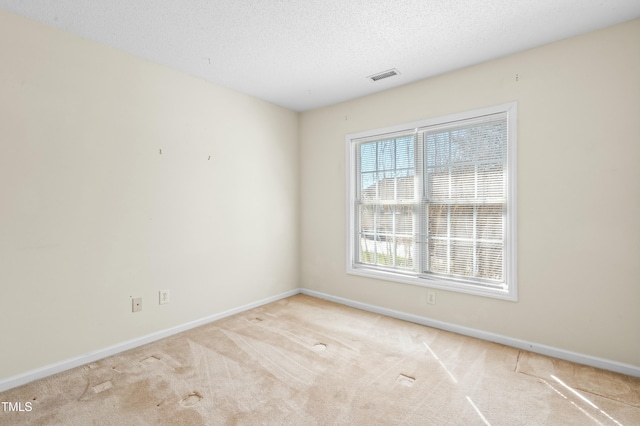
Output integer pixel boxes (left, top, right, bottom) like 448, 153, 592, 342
346, 103, 517, 300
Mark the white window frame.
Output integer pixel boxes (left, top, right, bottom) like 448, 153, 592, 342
346, 102, 517, 300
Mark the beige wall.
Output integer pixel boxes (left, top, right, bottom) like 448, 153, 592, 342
0, 10, 299, 380
300, 19, 640, 366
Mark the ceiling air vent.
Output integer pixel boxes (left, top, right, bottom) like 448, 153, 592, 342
368, 68, 400, 82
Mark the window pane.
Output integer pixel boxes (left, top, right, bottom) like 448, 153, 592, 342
374, 237, 394, 266
358, 204, 376, 265
360, 172, 377, 201
426, 133, 450, 167
377, 139, 395, 171
357, 204, 415, 270
396, 136, 414, 169
477, 205, 503, 241
396, 237, 414, 269
477, 164, 504, 198
428, 239, 448, 274
424, 203, 503, 281
360, 142, 377, 172
450, 241, 474, 277
379, 171, 394, 200
376, 206, 394, 236
450, 165, 475, 199
450, 205, 473, 239
359, 136, 416, 202
359, 205, 375, 236
476, 121, 507, 161
397, 175, 414, 200
477, 242, 503, 281
428, 204, 448, 238
450, 129, 477, 163
396, 205, 414, 269
359, 236, 375, 264
427, 167, 449, 200
396, 205, 413, 236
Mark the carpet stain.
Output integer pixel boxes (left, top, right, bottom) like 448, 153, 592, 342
92, 381, 113, 394
174, 366, 193, 375
141, 355, 161, 365
179, 391, 203, 407
77, 380, 92, 402
397, 374, 416, 387
120, 379, 155, 411
515, 350, 523, 372
250, 317, 264, 323
312, 343, 327, 351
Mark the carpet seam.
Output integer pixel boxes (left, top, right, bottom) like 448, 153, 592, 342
516, 369, 640, 409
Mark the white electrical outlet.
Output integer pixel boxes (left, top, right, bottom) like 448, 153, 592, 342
132, 297, 142, 312
427, 291, 436, 305
159, 290, 170, 305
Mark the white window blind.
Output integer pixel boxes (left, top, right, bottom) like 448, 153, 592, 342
347, 103, 517, 300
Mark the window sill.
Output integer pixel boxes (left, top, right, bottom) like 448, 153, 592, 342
347, 264, 517, 301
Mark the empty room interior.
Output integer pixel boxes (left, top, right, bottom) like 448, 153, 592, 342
1, 1, 639, 425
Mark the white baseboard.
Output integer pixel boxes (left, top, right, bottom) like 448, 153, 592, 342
3, 287, 638, 393
0, 289, 300, 393
300, 289, 640, 378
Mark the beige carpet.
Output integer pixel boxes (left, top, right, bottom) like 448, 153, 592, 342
1, 294, 639, 425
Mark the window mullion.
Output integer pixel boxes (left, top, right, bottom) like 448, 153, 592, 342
392, 140, 397, 267
473, 204, 478, 277
447, 130, 452, 276
473, 164, 478, 277
392, 205, 397, 267
373, 205, 378, 265
447, 204, 451, 275
416, 132, 426, 275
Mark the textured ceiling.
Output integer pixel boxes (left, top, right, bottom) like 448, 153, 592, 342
1, 1, 639, 111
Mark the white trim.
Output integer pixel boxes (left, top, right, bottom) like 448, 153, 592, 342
0, 289, 300, 393
300, 289, 640, 378
505, 102, 518, 301
345, 102, 516, 146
